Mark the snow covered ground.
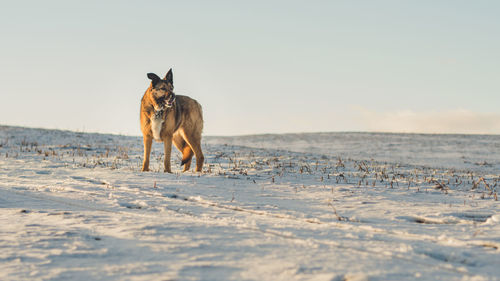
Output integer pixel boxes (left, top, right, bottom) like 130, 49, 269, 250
1, 126, 499, 281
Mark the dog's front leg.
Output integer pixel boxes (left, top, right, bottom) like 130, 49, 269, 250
163, 135, 173, 173
141, 136, 152, 171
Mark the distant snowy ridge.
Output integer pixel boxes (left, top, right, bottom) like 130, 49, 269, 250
206, 132, 500, 173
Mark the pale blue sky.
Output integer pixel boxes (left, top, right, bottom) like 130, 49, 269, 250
1, 1, 499, 135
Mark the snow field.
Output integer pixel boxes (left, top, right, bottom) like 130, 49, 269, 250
0, 126, 499, 280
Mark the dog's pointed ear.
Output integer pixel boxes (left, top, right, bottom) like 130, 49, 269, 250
147, 73, 161, 87
164, 68, 173, 85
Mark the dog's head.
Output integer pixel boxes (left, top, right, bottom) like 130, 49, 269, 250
147, 69, 175, 110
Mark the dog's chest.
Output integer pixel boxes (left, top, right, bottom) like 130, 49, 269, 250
151, 110, 164, 142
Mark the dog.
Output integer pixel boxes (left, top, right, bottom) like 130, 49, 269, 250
140, 68, 204, 173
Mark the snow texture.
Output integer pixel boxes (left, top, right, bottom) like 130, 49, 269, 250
0, 125, 499, 281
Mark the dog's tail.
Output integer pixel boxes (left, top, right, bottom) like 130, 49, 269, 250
180, 146, 194, 166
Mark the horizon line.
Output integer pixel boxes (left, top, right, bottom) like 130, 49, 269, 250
2, 124, 499, 138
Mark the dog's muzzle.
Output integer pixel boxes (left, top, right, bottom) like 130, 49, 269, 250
165, 93, 176, 108
155, 93, 176, 110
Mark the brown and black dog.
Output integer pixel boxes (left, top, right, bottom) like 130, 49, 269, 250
140, 69, 204, 173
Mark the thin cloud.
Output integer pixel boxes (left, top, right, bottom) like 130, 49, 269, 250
353, 107, 500, 134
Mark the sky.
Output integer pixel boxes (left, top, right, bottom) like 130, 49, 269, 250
1, 0, 499, 136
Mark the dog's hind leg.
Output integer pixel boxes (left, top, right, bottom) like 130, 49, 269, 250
141, 136, 152, 171
173, 134, 193, 172
183, 133, 204, 172
181, 146, 194, 172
